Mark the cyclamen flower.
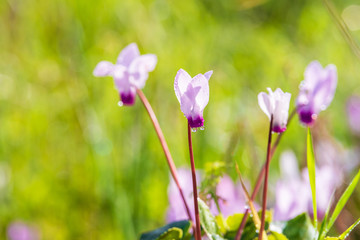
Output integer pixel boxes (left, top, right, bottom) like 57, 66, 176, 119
296, 61, 337, 125
174, 69, 213, 128
7, 221, 38, 240
166, 169, 248, 222
347, 96, 360, 136
274, 150, 343, 221
258, 88, 291, 133
93, 43, 157, 105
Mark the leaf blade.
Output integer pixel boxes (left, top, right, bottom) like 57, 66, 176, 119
307, 128, 317, 227
325, 170, 360, 236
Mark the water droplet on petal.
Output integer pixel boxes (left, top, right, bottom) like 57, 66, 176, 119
191, 128, 197, 133
118, 101, 123, 107
199, 126, 205, 131
320, 104, 326, 111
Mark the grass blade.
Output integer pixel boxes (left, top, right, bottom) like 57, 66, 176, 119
338, 217, 360, 239
325, 170, 360, 236
307, 128, 317, 227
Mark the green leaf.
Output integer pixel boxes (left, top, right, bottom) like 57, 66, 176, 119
223, 211, 272, 240
324, 238, 339, 240
140, 220, 191, 240
282, 213, 316, 240
157, 227, 183, 240
318, 194, 333, 240
307, 128, 317, 226
225, 213, 244, 231
338, 217, 360, 239
268, 232, 289, 240
198, 198, 225, 240
325, 170, 360, 236
215, 214, 227, 234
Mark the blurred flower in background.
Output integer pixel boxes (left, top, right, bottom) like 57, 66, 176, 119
7, 221, 38, 240
167, 168, 247, 221
93, 43, 157, 105
274, 150, 343, 221
347, 96, 360, 136
296, 61, 337, 126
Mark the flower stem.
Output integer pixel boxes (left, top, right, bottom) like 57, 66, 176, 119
235, 109, 296, 240
258, 115, 273, 240
136, 89, 192, 222
187, 123, 202, 240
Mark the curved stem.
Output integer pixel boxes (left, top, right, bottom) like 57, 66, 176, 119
259, 116, 273, 240
235, 109, 296, 240
187, 124, 202, 240
137, 89, 192, 222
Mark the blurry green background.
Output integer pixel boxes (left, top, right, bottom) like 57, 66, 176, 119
1, 0, 360, 239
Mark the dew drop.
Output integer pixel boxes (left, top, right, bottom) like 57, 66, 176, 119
118, 101, 123, 107
191, 128, 197, 133
199, 126, 205, 131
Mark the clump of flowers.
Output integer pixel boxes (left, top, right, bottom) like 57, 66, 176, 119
94, 45, 360, 240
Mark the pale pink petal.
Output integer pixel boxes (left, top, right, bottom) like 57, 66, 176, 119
174, 69, 192, 103
204, 70, 213, 81
93, 61, 114, 77
180, 93, 193, 118
303, 61, 324, 91
128, 54, 157, 89
116, 43, 140, 67
258, 92, 272, 119
191, 74, 209, 111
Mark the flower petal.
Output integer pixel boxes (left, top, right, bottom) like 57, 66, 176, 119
93, 61, 114, 77
128, 54, 158, 89
116, 43, 140, 67
174, 69, 192, 103
258, 92, 272, 119
191, 74, 209, 111
204, 70, 213, 81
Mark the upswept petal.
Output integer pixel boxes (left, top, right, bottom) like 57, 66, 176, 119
174, 69, 192, 103
191, 74, 209, 111
129, 54, 158, 73
93, 61, 114, 77
204, 70, 213, 81
128, 54, 157, 89
116, 43, 140, 67
258, 92, 272, 119
322, 64, 337, 108
303, 60, 323, 91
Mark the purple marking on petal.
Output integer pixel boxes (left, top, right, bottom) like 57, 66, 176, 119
298, 107, 317, 125
272, 125, 286, 133
120, 91, 136, 105
187, 116, 204, 128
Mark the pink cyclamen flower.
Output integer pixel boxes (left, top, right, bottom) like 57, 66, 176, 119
296, 61, 337, 125
347, 96, 360, 136
258, 88, 291, 133
7, 221, 38, 240
166, 169, 248, 222
174, 69, 213, 128
93, 43, 157, 105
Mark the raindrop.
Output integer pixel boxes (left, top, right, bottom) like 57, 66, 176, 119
199, 126, 205, 131
118, 101, 123, 107
191, 128, 197, 133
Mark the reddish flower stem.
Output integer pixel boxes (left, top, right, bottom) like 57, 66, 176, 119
187, 124, 202, 240
235, 109, 296, 240
258, 116, 273, 240
136, 89, 193, 222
